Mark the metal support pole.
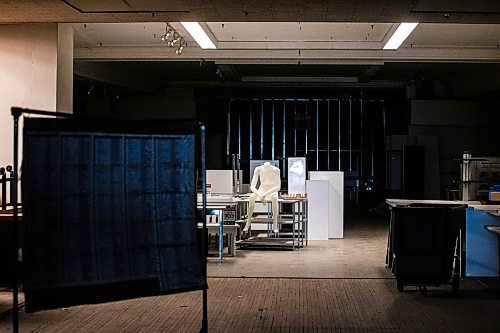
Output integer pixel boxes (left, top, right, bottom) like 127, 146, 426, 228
462, 152, 471, 201
382, 100, 386, 149
371, 103, 375, 177
260, 100, 264, 159
294, 100, 297, 157
11, 109, 20, 333
200, 123, 208, 333
249, 102, 253, 160
382, 100, 386, 180
327, 99, 330, 170
459, 229, 463, 277
338, 99, 341, 171
272, 101, 275, 161
219, 211, 223, 262
349, 99, 352, 172
227, 101, 231, 166
360, 99, 363, 180
305, 101, 308, 158
238, 107, 241, 159
282, 100, 286, 171
304, 199, 309, 246
316, 100, 319, 170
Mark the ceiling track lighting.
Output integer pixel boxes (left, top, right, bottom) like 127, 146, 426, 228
168, 32, 181, 47
176, 39, 187, 55
160, 22, 187, 55
161, 23, 173, 41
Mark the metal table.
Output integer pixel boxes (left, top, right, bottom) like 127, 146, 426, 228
197, 200, 239, 262
197, 223, 240, 256
235, 198, 308, 250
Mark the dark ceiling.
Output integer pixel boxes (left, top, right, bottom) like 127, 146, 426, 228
74, 60, 500, 99
1, 0, 500, 23
57, 0, 500, 99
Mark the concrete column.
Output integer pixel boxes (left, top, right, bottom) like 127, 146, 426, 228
0, 23, 58, 168
57, 23, 74, 114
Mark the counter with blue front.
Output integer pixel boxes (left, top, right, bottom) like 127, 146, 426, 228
465, 205, 500, 277
385, 200, 500, 278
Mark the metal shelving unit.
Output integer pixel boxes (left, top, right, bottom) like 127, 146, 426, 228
236, 199, 308, 250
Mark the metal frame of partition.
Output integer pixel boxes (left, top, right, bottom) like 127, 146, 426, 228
226, 98, 386, 197
11, 109, 20, 333
10, 107, 209, 333
10, 108, 73, 333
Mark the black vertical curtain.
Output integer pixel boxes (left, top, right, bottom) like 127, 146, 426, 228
22, 118, 205, 312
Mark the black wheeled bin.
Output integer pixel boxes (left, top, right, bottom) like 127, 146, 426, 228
390, 205, 464, 294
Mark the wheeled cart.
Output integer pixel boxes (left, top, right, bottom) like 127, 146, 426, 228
389, 205, 465, 295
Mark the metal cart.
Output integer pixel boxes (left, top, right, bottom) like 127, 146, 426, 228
388, 205, 465, 295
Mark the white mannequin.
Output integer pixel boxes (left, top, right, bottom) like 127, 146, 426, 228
244, 162, 281, 233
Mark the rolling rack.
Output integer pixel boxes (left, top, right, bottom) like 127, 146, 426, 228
236, 198, 308, 250
0, 165, 14, 210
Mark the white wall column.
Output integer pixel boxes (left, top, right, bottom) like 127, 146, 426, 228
0, 23, 58, 171
57, 23, 74, 114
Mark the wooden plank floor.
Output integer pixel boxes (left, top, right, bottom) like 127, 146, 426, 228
0, 288, 23, 318
1, 277, 499, 333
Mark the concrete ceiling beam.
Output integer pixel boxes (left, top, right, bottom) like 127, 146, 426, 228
74, 46, 500, 63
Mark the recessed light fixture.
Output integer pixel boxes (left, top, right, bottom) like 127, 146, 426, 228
383, 22, 419, 50
180, 22, 216, 49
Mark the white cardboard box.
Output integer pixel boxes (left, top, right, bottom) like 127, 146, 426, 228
308, 171, 344, 239
306, 180, 330, 240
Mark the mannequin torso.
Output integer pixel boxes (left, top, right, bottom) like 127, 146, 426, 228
251, 162, 281, 198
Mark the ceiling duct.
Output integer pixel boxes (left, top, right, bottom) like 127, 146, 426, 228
62, 0, 188, 13
412, 0, 500, 15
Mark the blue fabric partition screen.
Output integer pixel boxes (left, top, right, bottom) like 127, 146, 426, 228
22, 117, 206, 312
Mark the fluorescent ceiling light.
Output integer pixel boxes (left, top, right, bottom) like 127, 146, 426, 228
383, 22, 419, 50
180, 22, 216, 49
